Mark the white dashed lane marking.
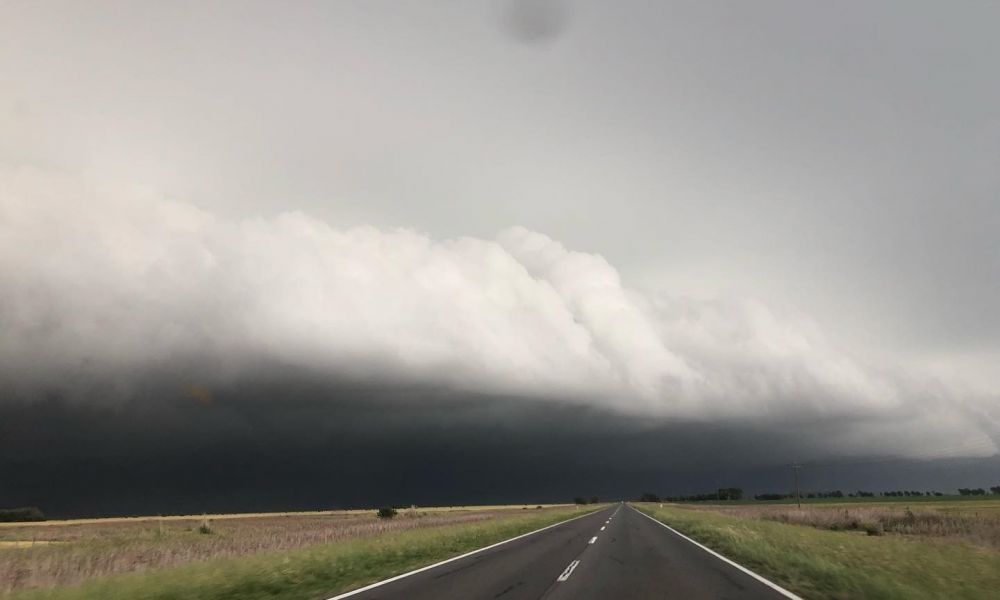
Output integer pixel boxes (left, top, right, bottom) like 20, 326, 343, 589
557, 560, 581, 582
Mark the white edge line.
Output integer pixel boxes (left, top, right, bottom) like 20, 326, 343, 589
326, 508, 607, 599
630, 505, 804, 600
556, 559, 581, 582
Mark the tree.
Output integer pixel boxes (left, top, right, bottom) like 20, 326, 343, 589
377, 507, 398, 519
717, 488, 743, 501
589, 496, 599, 504
0, 507, 45, 522
573, 496, 587, 505
639, 492, 660, 503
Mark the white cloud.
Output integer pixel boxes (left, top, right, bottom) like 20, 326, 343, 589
1, 164, 996, 457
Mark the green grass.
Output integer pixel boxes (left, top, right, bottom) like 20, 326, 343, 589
9, 506, 601, 600
677, 495, 1000, 508
634, 503, 1000, 600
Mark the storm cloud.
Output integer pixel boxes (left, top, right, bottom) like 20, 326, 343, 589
2, 165, 996, 464
2, 2, 999, 514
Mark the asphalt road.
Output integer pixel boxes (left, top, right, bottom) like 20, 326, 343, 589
335, 503, 796, 600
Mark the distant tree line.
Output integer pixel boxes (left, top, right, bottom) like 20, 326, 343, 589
753, 491, 847, 500
755, 490, 946, 499
640, 485, 1000, 504
574, 496, 600, 504
638, 488, 743, 502
809, 490, 845, 499
753, 493, 789, 501
753, 488, 1000, 500
0, 507, 45, 522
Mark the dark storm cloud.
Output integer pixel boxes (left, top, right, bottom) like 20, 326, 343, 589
3, 165, 996, 465
3, 369, 997, 517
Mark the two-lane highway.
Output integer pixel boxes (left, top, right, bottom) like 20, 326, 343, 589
332, 503, 800, 600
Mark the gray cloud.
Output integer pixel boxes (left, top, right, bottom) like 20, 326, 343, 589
1, 2, 998, 513
1, 165, 996, 460
500, 0, 571, 44
2, 1, 996, 363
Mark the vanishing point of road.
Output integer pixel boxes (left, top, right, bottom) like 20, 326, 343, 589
331, 503, 799, 600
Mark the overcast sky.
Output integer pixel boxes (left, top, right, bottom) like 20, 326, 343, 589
1, 1, 998, 512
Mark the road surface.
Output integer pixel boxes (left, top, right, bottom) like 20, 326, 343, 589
334, 503, 796, 600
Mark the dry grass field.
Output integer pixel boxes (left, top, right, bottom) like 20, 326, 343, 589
0, 504, 573, 595
683, 498, 1000, 549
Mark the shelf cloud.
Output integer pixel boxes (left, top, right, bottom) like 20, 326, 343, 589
3, 164, 996, 462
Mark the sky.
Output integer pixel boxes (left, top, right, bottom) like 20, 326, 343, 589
1, 0, 999, 515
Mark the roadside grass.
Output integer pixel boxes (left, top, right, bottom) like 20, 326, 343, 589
0, 504, 575, 529
0, 505, 576, 592
680, 503, 1000, 550
5, 505, 601, 600
633, 503, 1000, 600
679, 495, 1000, 512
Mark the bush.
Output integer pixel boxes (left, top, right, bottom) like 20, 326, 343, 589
377, 507, 398, 519
0, 507, 45, 522
198, 517, 213, 534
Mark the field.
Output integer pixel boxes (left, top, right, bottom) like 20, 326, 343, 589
705, 495, 1000, 508
635, 498, 1000, 599
679, 497, 1000, 547
0, 504, 594, 599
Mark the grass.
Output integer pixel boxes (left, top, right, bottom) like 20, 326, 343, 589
0, 504, 574, 529
681, 503, 1000, 549
0, 504, 576, 592
2, 505, 599, 599
693, 495, 1000, 510
634, 502, 1000, 600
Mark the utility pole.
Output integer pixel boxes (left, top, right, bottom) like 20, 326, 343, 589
791, 463, 802, 508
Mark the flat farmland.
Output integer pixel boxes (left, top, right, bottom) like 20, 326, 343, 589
681, 496, 1000, 548
0, 504, 582, 597
635, 498, 1000, 599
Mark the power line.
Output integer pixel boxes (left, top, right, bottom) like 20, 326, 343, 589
791, 463, 802, 508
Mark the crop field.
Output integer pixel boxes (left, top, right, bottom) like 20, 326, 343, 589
635, 498, 1000, 599
0, 504, 585, 598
